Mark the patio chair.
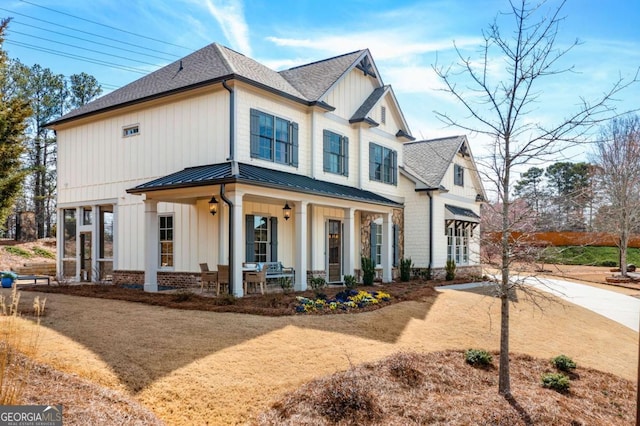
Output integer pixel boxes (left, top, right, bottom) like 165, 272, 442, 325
200, 263, 217, 293
244, 268, 266, 295
216, 264, 230, 296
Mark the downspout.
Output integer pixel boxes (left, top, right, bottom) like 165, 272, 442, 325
220, 184, 234, 291
221, 79, 237, 292
428, 191, 433, 271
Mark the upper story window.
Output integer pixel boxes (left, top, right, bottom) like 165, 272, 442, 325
122, 124, 139, 137
323, 130, 349, 176
369, 143, 397, 185
454, 164, 464, 186
250, 109, 298, 167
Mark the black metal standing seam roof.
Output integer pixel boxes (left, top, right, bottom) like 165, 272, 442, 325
127, 162, 402, 207
445, 204, 480, 220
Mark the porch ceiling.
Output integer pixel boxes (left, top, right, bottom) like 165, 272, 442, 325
127, 161, 402, 207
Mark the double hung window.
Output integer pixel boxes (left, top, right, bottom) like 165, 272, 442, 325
250, 109, 299, 166
323, 130, 349, 176
369, 143, 397, 185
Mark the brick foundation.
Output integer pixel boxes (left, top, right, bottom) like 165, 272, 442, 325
113, 270, 200, 289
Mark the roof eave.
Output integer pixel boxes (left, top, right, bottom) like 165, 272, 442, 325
349, 117, 379, 127
128, 176, 401, 207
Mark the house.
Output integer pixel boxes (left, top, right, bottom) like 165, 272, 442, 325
400, 136, 485, 276
48, 43, 483, 295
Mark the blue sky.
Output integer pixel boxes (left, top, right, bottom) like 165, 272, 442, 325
2, 0, 639, 169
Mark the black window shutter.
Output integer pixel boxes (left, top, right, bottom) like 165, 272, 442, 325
370, 221, 377, 260
393, 224, 399, 267
343, 136, 349, 176
323, 130, 330, 172
270, 217, 278, 261
369, 143, 376, 180
392, 150, 398, 185
245, 215, 255, 262
291, 122, 299, 167
250, 109, 260, 158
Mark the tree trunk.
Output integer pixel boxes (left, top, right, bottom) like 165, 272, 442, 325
499, 164, 511, 396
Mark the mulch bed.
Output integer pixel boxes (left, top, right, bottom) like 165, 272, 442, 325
20, 279, 472, 316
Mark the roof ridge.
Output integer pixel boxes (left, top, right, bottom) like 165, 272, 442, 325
284, 49, 365, 71
214, 43, 236, 74
405, 135, 465, 145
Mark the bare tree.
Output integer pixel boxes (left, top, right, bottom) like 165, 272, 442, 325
591, 115, 640, 277
434, 0, 638, 396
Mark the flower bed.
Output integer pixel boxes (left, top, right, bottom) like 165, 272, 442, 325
295, 289, 391, 313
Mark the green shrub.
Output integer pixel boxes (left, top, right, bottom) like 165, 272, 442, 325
32, 246, 55, 259
310, 276, 326, 291
598, 260, 617, 267
343, 274, 357, 289
399, 257, 412, 282
464, 349, 493, 367
361, 256, 375, 286
541, 372, 570, 392
445, 259, 456, 281
5, 246, 32, 258
552, 354, 576, 372
279, 277, 293, 293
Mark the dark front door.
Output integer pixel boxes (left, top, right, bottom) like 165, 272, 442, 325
327, 220, 342, 283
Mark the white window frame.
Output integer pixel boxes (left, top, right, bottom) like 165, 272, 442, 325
447, 225, 469, 265
122, 124, 140, 138
159, 214, 174, 269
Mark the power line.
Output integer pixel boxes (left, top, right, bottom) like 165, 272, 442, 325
0, 7, 183, 58
12, 20, 177, 62
5, 40, 150, 74
8, 29, 168, 68
19, 0, 194, 51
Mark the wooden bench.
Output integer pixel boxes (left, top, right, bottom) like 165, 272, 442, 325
16, 275, 50, 285
244, 262, 295, 283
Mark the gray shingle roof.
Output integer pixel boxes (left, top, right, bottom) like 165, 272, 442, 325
403, 136, 466, 188
128, 162, 401, 207
350, 86, 387, 125
445, 204, 480, 221
279, 50, 367, 101
48, 43, 308, 126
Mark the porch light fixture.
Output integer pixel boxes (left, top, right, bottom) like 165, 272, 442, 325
282, 202, 292, 221
208, 195, 219, 216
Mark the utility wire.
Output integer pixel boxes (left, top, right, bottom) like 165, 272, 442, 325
5, 40, 150, 74
12, 20, 176, 62
0, 7, 183, 58
19, 0, 194, 51
8, 30, 168, 68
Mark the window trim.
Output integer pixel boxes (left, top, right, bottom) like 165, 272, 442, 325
250, 108, 299, 167
122, 124, 139, 138
446, 225, 469, 265
369, 142, 397, 185
323, 130, 349, 176
454, 164, 464, 186
159, 214, 174, 270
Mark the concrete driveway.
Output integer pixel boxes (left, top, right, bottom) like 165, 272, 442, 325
442, 277, 640, 332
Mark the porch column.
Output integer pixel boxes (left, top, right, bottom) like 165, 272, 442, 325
217, 200, 227, 265
228, 190, 244, 297
56, 209, 63, 279
294, 201, 308, 291
381, 211, 393, 283
91, 205, 100, 282
343, 208, 355, 277
143, 199, 159, 292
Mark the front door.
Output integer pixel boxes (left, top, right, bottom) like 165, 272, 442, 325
80, 232, 92, 282
327, 220, 342, 283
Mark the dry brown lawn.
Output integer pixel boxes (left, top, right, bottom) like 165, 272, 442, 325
8, 280, 637, 425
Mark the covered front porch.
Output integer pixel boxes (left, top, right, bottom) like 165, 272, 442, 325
127, 162, 403, 297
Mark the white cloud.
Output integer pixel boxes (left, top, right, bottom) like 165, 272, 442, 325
266, 32, 481, 62
199, 0, 251, 55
